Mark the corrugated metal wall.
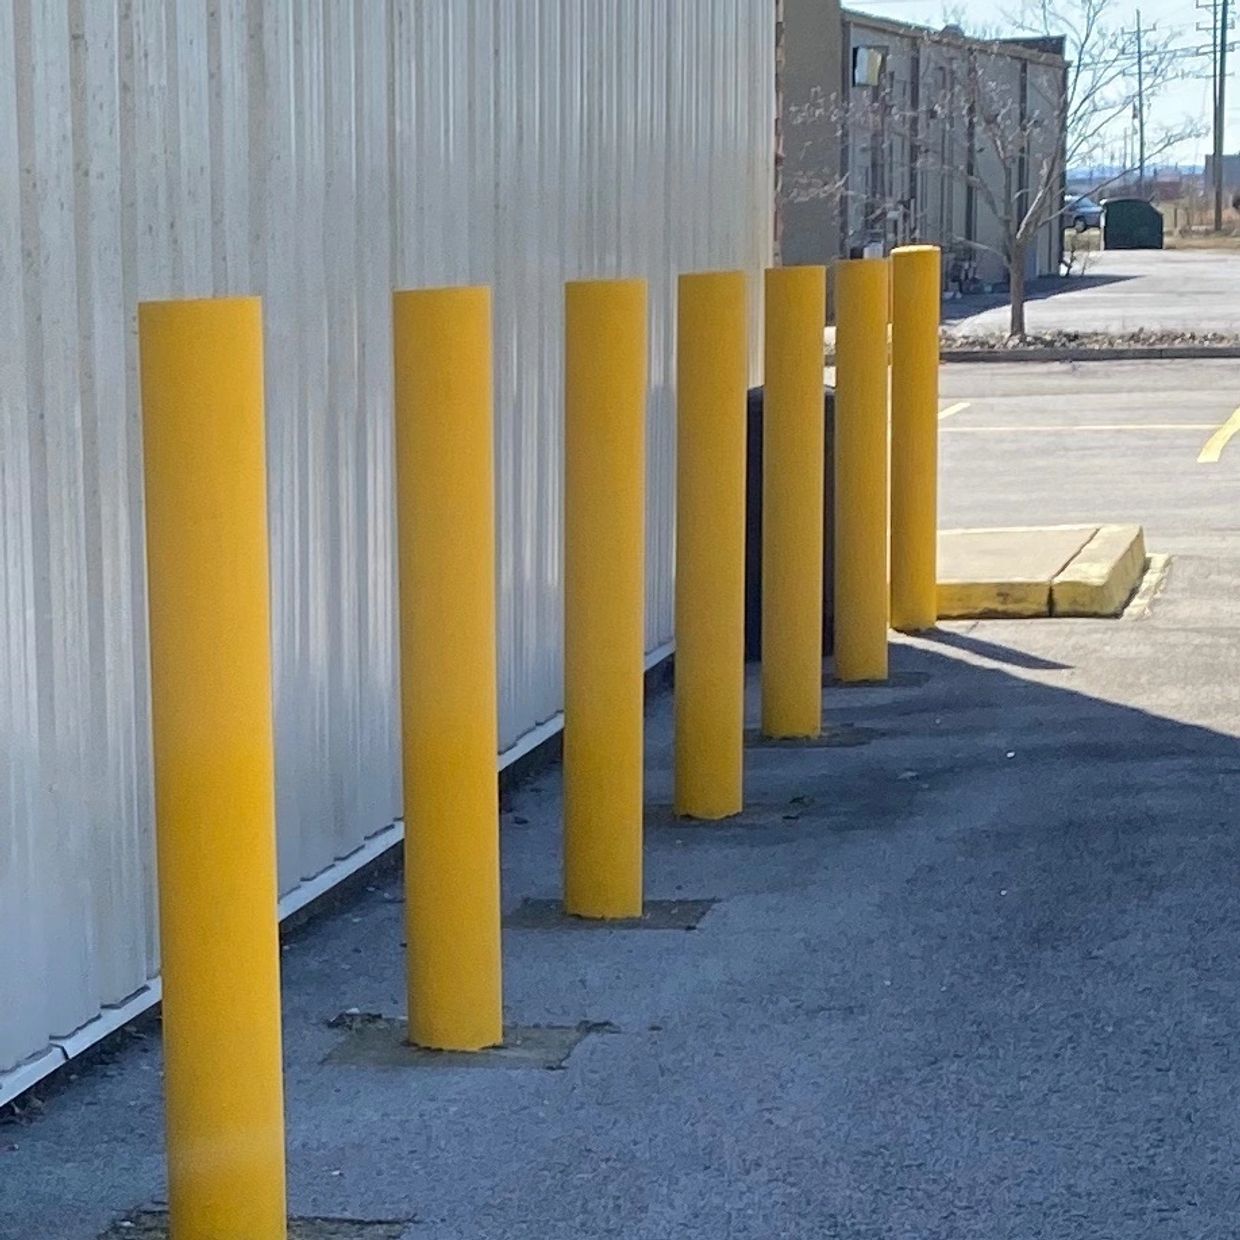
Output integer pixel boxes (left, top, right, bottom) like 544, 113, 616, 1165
0, 0, 774, 1101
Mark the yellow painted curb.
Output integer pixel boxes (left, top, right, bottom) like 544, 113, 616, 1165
936, 525, 1097, 619
1051, 524, 1147, 617
935, 524, 1149, 620
937, 579, 1051, 619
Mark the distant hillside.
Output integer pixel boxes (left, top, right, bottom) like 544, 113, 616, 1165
1069, 163, 1204, 180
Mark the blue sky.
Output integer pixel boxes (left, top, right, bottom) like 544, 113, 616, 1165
846, 0, 1230, 166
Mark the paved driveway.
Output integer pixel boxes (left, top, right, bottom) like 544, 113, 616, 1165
945, 250, 1240, 335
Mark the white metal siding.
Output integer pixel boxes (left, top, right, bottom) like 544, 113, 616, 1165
0, 0, 774, 1098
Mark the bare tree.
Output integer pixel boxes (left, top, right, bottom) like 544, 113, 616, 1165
948, 0, 1202, 335
783, 0, 1203, 338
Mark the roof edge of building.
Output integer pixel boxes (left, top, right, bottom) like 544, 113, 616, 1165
842, 8, 1067, 67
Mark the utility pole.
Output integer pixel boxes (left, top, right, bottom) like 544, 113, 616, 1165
1198, 0, 1236, 229
1135, 10, 1146, 196
1118, 11, 1152, 196
1216, 0, 1231, 229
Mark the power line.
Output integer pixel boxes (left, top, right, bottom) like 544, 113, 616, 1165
1137, 11, 1146, 192
1071, 45, 1218, 70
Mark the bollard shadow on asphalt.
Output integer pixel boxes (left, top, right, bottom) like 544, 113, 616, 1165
8, 616, 1240, 1240
913, 626, 1074, 671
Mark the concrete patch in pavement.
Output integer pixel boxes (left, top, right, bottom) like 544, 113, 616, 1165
323, 1016, 615, 1071
744, 724, 880, 748
938, 524, 1149, 619
824, 670, 931, 689
504, 897, 716, 931
643, 800, 826, 840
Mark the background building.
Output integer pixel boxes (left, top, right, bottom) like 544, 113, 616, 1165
782, 3, 1068, 286
779, 0, 845, 265
1203, 153, 1240, 190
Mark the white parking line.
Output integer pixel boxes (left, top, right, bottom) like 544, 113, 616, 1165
938, 401, 971, 420
943, 423, 1217, 433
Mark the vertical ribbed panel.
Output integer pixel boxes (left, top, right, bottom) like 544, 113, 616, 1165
0, 0, 773, 1088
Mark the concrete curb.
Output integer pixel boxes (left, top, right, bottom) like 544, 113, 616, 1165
937, 524, 1149, 620
937, 577, 1051, 619
1052, 525, 1147, 617
941, 345, 1240, 363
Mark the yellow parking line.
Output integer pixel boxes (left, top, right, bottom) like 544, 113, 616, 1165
1197, 406, 1240, 463
938, 401, 970, 420
943, 423, 1217, 433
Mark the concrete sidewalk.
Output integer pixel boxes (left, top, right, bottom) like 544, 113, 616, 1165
5, 530, 1240, 1237
944, 249, 1240, 336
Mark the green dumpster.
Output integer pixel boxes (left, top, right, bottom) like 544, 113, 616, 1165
1101, 198, 1164, 250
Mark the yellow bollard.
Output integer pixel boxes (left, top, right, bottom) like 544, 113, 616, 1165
762, 265, 827, 739
393, 287, 502, 1051
890, 245, 942, 632
138, 297, 287, 1240
675, 271, 747, 819
834, 258, 891, 682
564, 278, 647, 917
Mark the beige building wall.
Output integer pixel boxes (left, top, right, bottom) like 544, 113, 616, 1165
780, 0, 845, 265
792, 7, 1066, 284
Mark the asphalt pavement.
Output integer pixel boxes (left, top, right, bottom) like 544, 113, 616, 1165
939, 357, 1240, 551
4, 358, 1240, 1239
